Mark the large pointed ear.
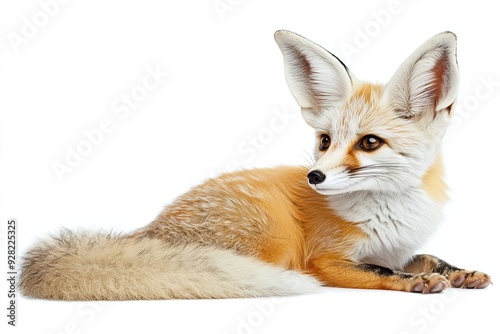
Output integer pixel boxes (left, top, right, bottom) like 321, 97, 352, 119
274, 30, 353, 126
382, 32, 459, 120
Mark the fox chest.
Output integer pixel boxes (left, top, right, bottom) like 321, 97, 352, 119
331, 190, 443, 270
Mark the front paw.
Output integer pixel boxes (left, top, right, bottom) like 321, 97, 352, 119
410, 273, 450, 293
448, 270, 491, 289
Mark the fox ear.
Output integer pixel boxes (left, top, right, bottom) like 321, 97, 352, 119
274, 30, 353, 125
383, 32, 459, 119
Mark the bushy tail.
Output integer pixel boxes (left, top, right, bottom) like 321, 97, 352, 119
19, 230, 320, 300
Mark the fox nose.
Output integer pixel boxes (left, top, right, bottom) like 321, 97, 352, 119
307, 170, 326, 185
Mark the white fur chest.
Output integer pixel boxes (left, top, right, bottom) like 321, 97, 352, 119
330, 189, 443, 270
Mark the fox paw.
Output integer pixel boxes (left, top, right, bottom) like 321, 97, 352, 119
448, 270, 491, 289
410, 273, 449, 293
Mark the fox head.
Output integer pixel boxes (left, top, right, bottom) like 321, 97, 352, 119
275, 30, 459, 195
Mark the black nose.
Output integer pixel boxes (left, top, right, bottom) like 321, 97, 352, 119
307, 170, 326, 185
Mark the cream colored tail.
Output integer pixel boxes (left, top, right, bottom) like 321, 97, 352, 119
19, 230, 320, 300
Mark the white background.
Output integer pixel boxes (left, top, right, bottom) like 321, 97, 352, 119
1, 0, 499, 333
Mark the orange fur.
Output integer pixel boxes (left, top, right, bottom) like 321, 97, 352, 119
343, 144, 362, 170
351, 82, 383, 104
306, 255, 449, 292
422, 155, 449, 203
133, 166, 365, 272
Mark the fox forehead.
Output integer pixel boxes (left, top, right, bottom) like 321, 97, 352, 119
314, 83, 391, 141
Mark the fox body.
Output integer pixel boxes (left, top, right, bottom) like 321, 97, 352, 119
20, 31, 490, 300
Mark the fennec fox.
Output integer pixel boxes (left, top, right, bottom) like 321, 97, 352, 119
20, 30, 491, 300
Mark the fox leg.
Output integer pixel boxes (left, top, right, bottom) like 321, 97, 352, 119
403, 254, 491, 289
307, 255, 448, 293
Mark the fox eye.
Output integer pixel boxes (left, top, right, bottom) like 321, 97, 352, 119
319, 134, 331, 151
358, 135, 383, 151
